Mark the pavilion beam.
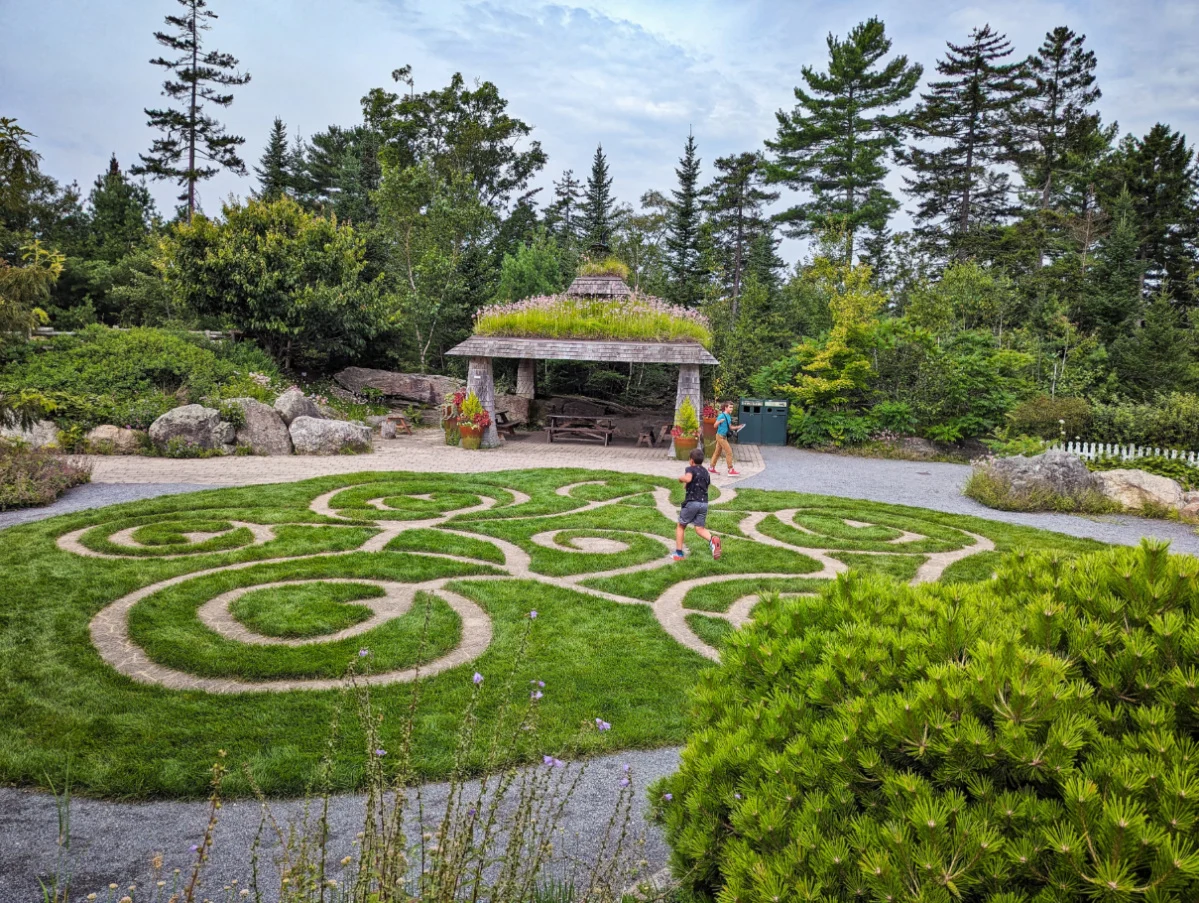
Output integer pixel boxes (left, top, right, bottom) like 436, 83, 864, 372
671, 363, 702, 457
467, 356, 500, 447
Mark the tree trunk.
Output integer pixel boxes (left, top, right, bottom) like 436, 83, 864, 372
187, 2, 199, 223
467, 356, 500, 448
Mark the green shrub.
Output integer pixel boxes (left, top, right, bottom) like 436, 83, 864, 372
0, 441, 91, 510
963, 465, 1118, 514
1005, 394, 1092, 440
576, 256, 630, 279
0, 326, 279, 429
983, 434, 1049, 457
1088, 454, 1199, 491
653, 542, 1199, 902
1090, 393, 1199, 451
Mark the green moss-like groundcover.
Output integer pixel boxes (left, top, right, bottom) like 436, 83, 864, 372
0, 468, 1103, 799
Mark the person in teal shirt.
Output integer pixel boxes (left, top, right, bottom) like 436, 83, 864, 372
709, 402, 742, 475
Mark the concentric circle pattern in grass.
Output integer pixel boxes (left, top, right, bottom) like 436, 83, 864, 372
0, 468, 1105, 799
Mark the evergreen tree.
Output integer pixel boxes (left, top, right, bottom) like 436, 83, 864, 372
702, 151, 779, 311
580, 144, 615, 256
1076, 189, 1143, 342
86, 155, 157, 263
901, 25, 1025, 258
1101, 124, 1199, 302
295, 125, 382, 223
544, 169, 583, 247
255, 117, 292, 201
1108, 294, 1194, 399
1010, 27, 1113, 214
765, 17, 922, 260
665, 132, 704, 306
131, 0, 251, 221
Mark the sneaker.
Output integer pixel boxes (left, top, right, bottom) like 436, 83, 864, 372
710, 535, 722, 560
707, 467, 718, 473
727, 468, 740, 476
671, 551, 685, 561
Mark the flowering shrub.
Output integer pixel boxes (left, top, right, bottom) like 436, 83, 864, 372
474, 294, 712, 347
702, 403, 718, 419
0, 440, 91, 510
457, 391, 492, 429
654, 541, 1199, 902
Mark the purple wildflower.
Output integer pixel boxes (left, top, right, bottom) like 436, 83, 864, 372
619, 776, 630, 788
375, 749, 386, 757
472, 672, 484, 686
531, 690, 543, 700
595, 718, 611, 732
543, 755, 554, 766
190, 845, 199, 852
358, 649, 370, 657
529, 610, 538, 619
734, 793, 742, 800
467, 808, 476, 817
663, 793, 673, 801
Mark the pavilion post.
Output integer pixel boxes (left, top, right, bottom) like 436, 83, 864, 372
516, 358, 536, 399
671, 363, 702, 457
467, 356, 500, 447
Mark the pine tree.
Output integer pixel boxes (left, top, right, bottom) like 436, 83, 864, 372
765, 17, 922, 260
132, 0, 251, 221
87, 155, 157, 263
1010, 27, 1113, 214
665, 132, 704, 306
901, 25, 1025, 258
702, 152, 779, 311
1101, 124, 1199, 302
1108, 293, 1195, 399
544, 169, 583, 247
255, 117, 291, 201
1077, 188, 1143, 342
580, 144, 615, 256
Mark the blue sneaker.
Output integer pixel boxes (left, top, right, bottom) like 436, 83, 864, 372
671, 550, 685, 561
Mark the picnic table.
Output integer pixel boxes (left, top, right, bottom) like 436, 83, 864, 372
546, 414, 616, 446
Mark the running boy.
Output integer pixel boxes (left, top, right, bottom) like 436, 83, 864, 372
708, 402, 744, 475
674, 447, 721, 560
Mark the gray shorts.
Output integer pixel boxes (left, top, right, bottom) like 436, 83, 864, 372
678, 501, 708, 527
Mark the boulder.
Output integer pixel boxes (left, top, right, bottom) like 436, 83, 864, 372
379, 420, 397, 440
1093, 469, 1184, 511
148, 405, 235, 452
334, 367, 464, 405
86, 425, 143, 454
0, 419, 59, 448
274, 387, 322, 426
225, 398, 292, 455
289, 416, 372, 455
495, 394, 532, 425
1180, 500, 1199, 522
1183, 490, 1199, 505
988, 449, 1098, 496
897, 437, 939, 460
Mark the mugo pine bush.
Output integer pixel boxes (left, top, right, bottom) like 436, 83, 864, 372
653, 541, 1199, 902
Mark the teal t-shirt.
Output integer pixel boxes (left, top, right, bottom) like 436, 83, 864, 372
716, 412, 733, 436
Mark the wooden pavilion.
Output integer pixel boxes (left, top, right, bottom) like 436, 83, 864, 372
446, 274, 718, 449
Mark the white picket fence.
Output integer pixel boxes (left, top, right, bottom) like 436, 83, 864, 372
1049, 440, 1199, 465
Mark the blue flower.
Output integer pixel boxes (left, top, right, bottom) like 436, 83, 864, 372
531, 690, 543, 700
358, 649, 370, 657
472, 672, 484, 686
529, 610, 538, 619
375, 749, 386, 757
595, 718, 611, 732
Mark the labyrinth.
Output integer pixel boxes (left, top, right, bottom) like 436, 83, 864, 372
0, 469, 1104, 797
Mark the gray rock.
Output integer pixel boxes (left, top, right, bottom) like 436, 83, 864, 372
1183, 490, 1199, 504
988, 449, 1098, 496
148, 405, 235, 452
379, 420, 397, 439
289, 416, 372, 455
85, 425, 142, 455
0, 419, 59, 448
334, 367, 464, 405
1093, 469, 1184, 510
1180, 500, 1199, 522
273, 387, 322, 426
224, 397, 292, 455
897, 437, 939, 459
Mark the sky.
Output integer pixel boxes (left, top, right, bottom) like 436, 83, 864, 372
3, 0, 1198, 259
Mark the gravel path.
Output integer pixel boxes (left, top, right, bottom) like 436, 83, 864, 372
4, 447, 1197, 900
740, 446, 1199, 556
0, 483, 227, 529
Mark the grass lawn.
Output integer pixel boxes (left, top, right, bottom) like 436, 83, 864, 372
0, 468, 1106, 799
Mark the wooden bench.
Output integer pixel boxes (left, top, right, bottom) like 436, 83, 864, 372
495, 410, 517, 439
547, 414, 616, 446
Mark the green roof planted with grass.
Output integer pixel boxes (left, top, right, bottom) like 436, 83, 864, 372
473, 294, 713, 347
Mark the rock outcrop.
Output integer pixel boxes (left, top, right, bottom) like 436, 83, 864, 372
1093, 469, 1185, 510
274, 388, 323, 426
988, 449, 1098, 496
289, 416, 372, 455
225, 398, 293, 456
0, 419, 59, 448
86, 425, 143, 454
148, 405, 235, 453
334, 368, 464, 405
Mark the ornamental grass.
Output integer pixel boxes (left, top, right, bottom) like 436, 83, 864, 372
474, 295, 712, 348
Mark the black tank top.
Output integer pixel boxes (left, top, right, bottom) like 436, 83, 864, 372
684, 465, 710, 503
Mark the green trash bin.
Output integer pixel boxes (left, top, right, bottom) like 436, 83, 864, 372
762, 399, 789, 446
738, 399, 763, 444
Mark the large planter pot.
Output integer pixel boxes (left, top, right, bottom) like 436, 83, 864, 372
703, 437, 717, 458
674, 435, 699, 461
459, 422, 483, 450
702, 417, 718, 439
442, 417, 460, 446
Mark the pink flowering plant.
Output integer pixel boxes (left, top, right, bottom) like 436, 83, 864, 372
474, 293, 712, 347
